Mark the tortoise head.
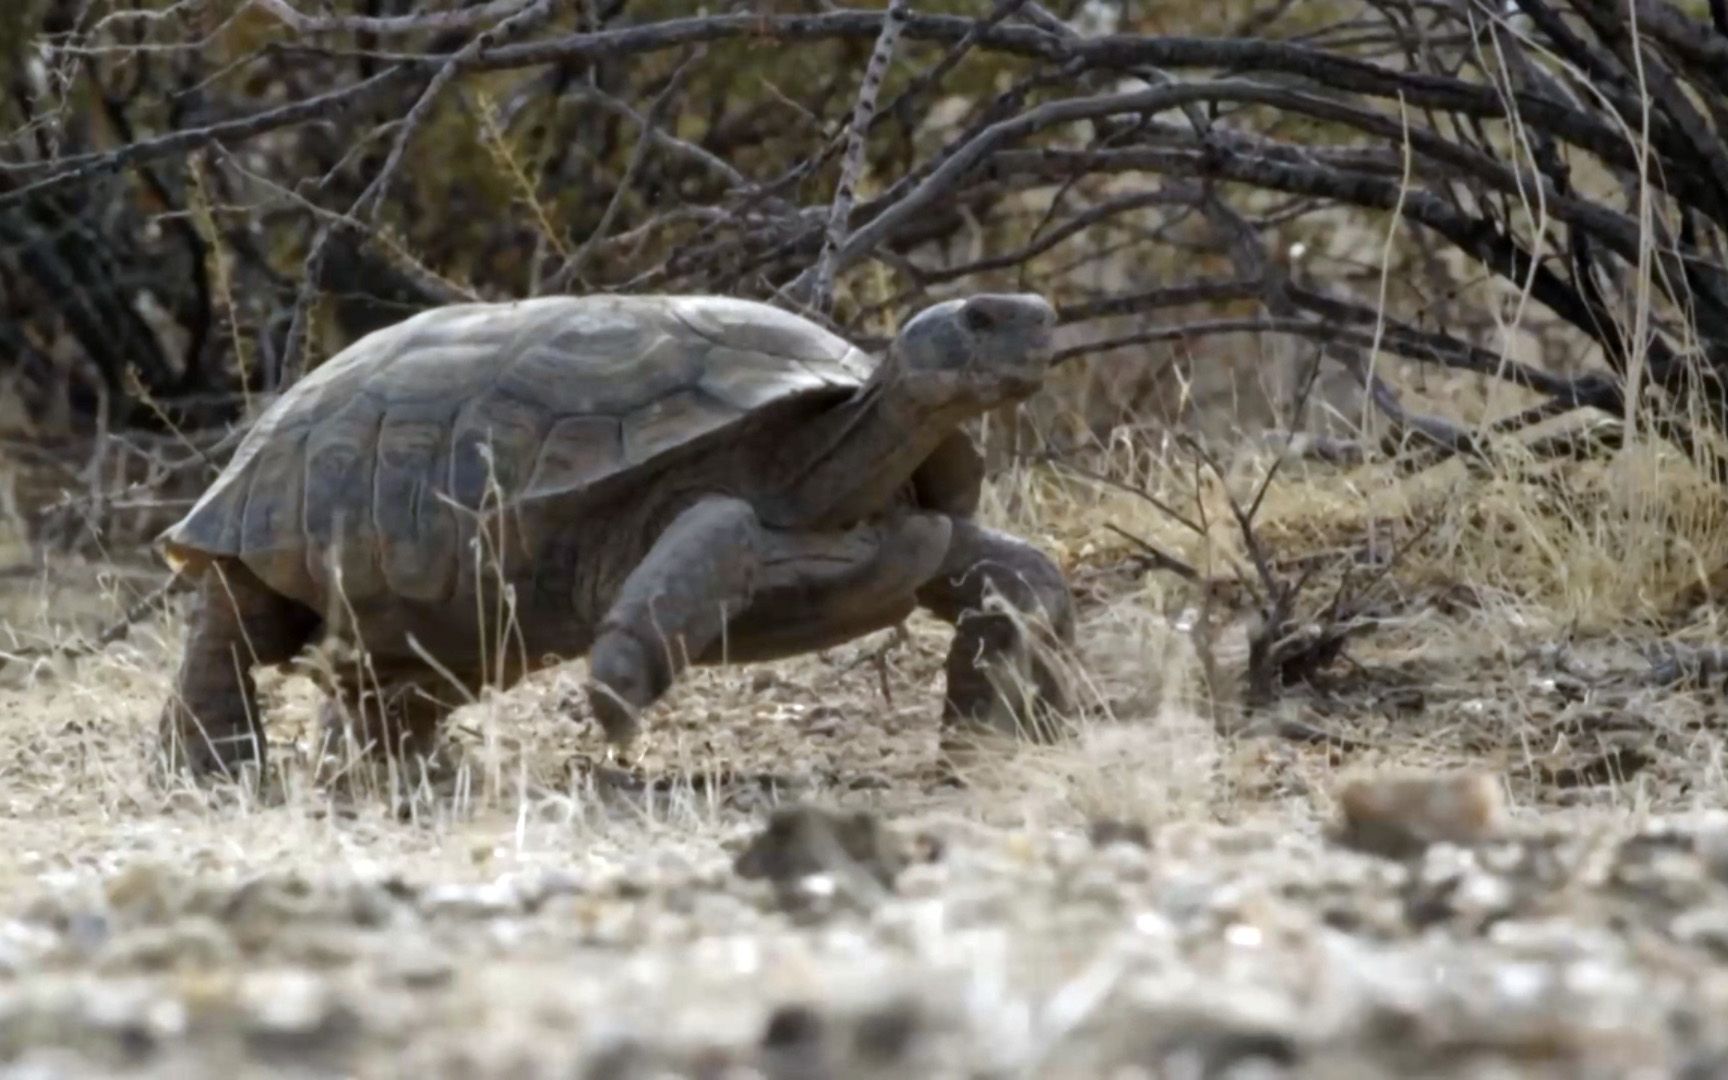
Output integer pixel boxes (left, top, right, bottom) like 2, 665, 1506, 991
886, 293, 1057, 411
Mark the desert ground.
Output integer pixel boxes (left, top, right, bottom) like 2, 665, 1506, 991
3, 434, 1728, 1080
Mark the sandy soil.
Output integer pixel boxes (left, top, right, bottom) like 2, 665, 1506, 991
3, 453, 1728, 1079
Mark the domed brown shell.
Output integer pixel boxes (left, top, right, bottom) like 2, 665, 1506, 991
159, 295, 880, 609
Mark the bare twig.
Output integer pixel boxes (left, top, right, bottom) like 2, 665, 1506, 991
1104, 523, 1200, 583
799, 0, 911, 314
276, 0, 552, 387
255, 0, 536, 38
546, 52, 700, 294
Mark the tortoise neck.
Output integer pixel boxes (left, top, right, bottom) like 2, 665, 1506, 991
766, 377, 962, 530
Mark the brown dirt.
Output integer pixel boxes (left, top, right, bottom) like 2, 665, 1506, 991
3, 454, 1728, 1079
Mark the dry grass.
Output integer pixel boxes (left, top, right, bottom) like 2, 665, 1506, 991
3, 418, 1728, 1076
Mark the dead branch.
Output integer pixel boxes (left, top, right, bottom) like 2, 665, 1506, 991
277, 0, 554, 388
800, 0, 910, 314
5, 0, 1728, 558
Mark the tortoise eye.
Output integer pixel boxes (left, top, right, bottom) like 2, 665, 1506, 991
963, 305, 995, 333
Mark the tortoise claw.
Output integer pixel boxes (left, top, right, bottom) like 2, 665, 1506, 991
587, 680, 644, 746
586, 626, 662, 745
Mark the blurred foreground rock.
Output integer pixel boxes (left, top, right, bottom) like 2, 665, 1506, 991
732, 805, 914, 916
1332, 771, 1508, 858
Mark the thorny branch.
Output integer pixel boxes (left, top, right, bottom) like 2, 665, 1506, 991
800, 0, 910, 315
4, 0, 1728, 559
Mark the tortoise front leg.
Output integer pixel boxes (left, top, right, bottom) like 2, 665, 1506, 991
586, 496, 951, 746
915, 520, 1077, 748
159, 558, 320, 780
697, 513, 955, 665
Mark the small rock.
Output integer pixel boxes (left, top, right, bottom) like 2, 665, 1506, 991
582, 1036, 649, 1080
852, 998, 922, 1064
419, 880, 523, 920
240, 970, 357, 1060
1377, 686, 1427, 715
734, 805, 907, 905
762, 1003, 825, 1049
384, 938, 454, 988
1332, 771, 1507, 859
1088, 819, 1151, 849
344, 881, 409, 928
64, 911, 110, 955
760, 1003, 830, 1080
517, 868, 585, 911
102, 863, 182, 920
270, 926, 368, 969
910, 830, 945, 864
97, 917, 238, 973
1672, 907, 1728, 957
79, 981, 187, 1059
1404, 846, 1516, 929
803, 705, 845, 737
1172, 1025, 1300, 1074
0, 918, 62, 975
1697, 828, 1728, 883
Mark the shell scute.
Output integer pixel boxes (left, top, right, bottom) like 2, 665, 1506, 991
374, 404, 456, 603
698, 346, 832, 411
624, 387, 744, 466
238, 429, 312, 597
525, 415, 626, 501
447, 394, 550, 509
300, 394, 386, 602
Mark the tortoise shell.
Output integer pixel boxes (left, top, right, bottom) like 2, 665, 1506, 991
160, 295, 902, 610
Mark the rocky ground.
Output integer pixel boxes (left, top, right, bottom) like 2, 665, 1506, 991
3, 454, 1728, 1079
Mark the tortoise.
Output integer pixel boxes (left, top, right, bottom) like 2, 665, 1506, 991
156, 292, 1075, 779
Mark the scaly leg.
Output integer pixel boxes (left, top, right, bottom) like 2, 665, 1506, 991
915, 520, 1077, 748
586, 496, 951, 745
697, 513, 954, 664
159, 558, 320, 779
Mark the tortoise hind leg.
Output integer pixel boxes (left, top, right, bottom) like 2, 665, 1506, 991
586, 496, 952, 745
914, 520, 1077, 751
159, 558, 321, 780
